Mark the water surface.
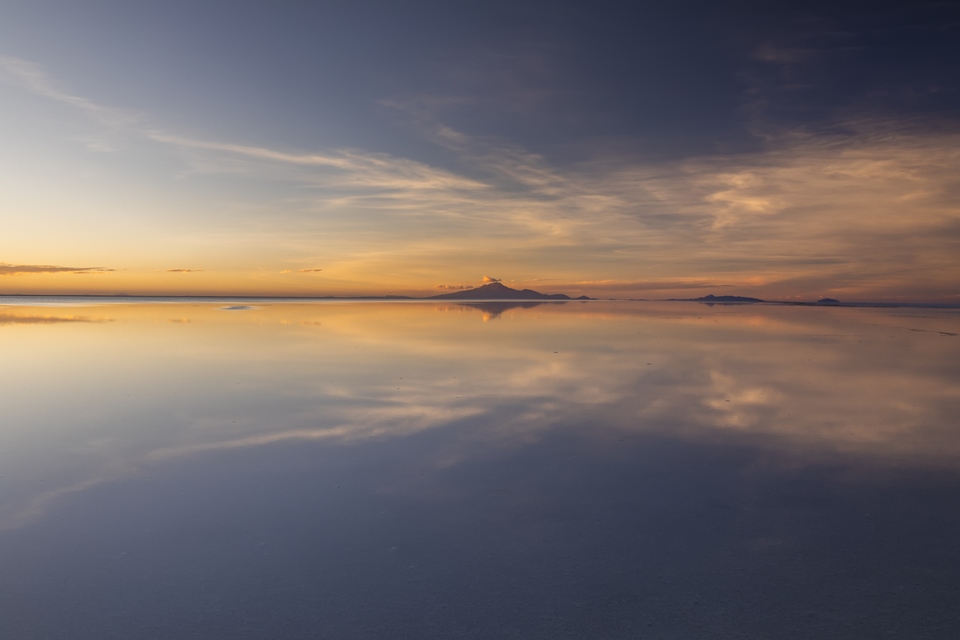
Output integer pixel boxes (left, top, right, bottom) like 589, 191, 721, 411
1, 300, 958, 638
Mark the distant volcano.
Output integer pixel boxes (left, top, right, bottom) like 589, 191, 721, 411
429, 282, 591, 300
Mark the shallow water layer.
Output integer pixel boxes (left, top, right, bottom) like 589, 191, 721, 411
1, 300, 959, 639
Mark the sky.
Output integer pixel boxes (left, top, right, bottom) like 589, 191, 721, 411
1, 0, 958, 301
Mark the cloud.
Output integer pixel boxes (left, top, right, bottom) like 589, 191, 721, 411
162, 268, 202, 273
482, 276, 501, 283
5, 55, 960, 300
279, 268, 323, 274
146, 131, 486, 193
0, 56, 139, 127
435, 284, 471, 290
381, 45, 562, 127
572, 279, 730, 293
751, 43, 820, 65
0, 263, 114, 276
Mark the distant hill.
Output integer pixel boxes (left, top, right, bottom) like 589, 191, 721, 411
817, 298, 840, 305
669, 294, 765, 303
429, 282, 592, 300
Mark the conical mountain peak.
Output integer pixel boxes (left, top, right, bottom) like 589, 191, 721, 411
429, 282, 591, 300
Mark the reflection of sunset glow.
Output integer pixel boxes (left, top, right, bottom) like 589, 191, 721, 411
0, 312, 109, 324
1, 301, 958, 528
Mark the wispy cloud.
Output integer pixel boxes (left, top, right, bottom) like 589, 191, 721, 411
435, 284, 471, 290
280, 268, 323, 274
147, 131, 486, 192
0, 56, 139, 127
571, 279, 730, 293
161, 268, 203, 273
152, 121, 960, 299
5, 56, 959, 299
0, 263, 114, 276
482, 276, 501, 283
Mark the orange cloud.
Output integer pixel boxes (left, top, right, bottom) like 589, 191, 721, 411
0, 263, 113, 275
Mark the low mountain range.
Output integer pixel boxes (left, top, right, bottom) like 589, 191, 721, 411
430, 282, 592, 301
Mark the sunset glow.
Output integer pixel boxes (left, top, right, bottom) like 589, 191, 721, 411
3, 2, 958, 301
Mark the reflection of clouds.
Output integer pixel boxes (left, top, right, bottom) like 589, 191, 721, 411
255, 303, 960, 462
1, 301, 958, 528
0, 313, 109, 325
702, 371, 783, 429
147, 405, 482, 460
0, 476, 117, 531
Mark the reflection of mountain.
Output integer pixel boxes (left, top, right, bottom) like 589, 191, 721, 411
458, 301, 551, 320
430, 282, 591, 300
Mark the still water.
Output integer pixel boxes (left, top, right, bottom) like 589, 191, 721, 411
1, 300, 958, 639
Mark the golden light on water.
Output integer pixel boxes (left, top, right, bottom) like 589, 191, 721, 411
3, 300, 958, 530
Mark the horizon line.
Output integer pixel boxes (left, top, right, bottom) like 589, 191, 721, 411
1, 292, 959, 309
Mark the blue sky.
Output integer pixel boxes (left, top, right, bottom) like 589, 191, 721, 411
1, 0, 958, 299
